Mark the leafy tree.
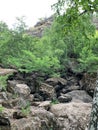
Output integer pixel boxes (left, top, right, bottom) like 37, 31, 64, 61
0, 21, 12, 63
51, 0, 98, 73
52, 1, 98, 129
52, 0, 98, 16
0, 18, 60, 76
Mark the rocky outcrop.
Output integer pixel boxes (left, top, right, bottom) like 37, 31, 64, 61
63, 90, 93, 103
27, 16, 53, 37
39, 83, 56, 100
0, 68, 94, 130
0, 106, 59, 130
50, 102, 92, 130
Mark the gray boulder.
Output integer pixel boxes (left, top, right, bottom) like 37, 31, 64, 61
50, 102, 92, 130
63, 90, 93, 103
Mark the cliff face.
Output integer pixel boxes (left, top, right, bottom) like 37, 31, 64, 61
27, 16, 53, 37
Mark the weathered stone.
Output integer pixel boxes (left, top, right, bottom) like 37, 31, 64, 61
63, 90, 93, 103
2, 98, 19, 108
50, 102, 92, 130
13, 110, 27, 119
7, 80, 22, 93
26, 94, 34, 102
7, 81, 31, 97
33, 93, 44, 101
62, 85, 80, 94
0, 108, 14, 130
31, 101, 41, 106
17, 97, 29, 108
39, 83, 56, 100
10, 106, 59, 130
46, 77, 67, 86
39, 101, 51, 110
58, 95, 72, 103
0, 92, 8, 101
15, 84, 31, 97
55, 84, 64, 92
0, 68, 17, 76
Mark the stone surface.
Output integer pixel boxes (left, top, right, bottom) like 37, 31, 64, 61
0, 106, 59, 130
50, 102, 92, 130
58, 95, 72, 103
63, 90, 93, 103
46, 77, 67, 86
15, 84, 31, 97
39, 83, 56, 100
61, 85, 80, 94
0, 67, 95, 130
39, 101, 51, 110
7, 81, 31, 97
0, 68, 17, 76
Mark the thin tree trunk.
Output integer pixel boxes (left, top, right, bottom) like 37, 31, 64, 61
88, 73, 98, 130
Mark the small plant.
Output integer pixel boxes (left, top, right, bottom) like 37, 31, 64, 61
21, 101, 30, 116
51, 99, 59, 105
0, 75, 9, 91
12, 93, 19, 99
0, 105, 4, 113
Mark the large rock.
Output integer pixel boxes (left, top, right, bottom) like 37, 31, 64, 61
39, 83, 56, 100
39, 101, 51, 110
0, 68, 17, 76
63, 90, 93, 103
61, 85, 80, 94
15, 84, 31, 97
58, 95, 72, 103
0, 108, 14, 130
7, 80, 31, 97
46, 77, 67, 86
50, 102, 92, 130
0, 106, 59, 130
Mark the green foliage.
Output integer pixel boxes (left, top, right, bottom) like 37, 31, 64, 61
0, 17, 60, 75
21, 101, 30, 116
0, 7, 98, 75
52, 0, 98, 16
52, 0, 98, 73
51, 99, 59, 104
0, 75, 9, 91
0, 105, 4, 113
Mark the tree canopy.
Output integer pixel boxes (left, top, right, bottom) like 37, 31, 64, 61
0, 1, 98, 76
52, 0, 98, 16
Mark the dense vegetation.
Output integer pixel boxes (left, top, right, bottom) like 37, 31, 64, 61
0, 0, 98, 77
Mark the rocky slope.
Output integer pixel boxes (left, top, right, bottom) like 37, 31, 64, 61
0, 15, 98, 130
0, 68, 96, 130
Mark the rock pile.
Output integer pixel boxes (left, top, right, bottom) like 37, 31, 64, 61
0, 68, 94, 130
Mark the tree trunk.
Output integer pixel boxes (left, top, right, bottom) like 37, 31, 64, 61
88, 75, 98, 130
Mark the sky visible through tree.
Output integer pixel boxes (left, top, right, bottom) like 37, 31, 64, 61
0, 0, 57, 28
